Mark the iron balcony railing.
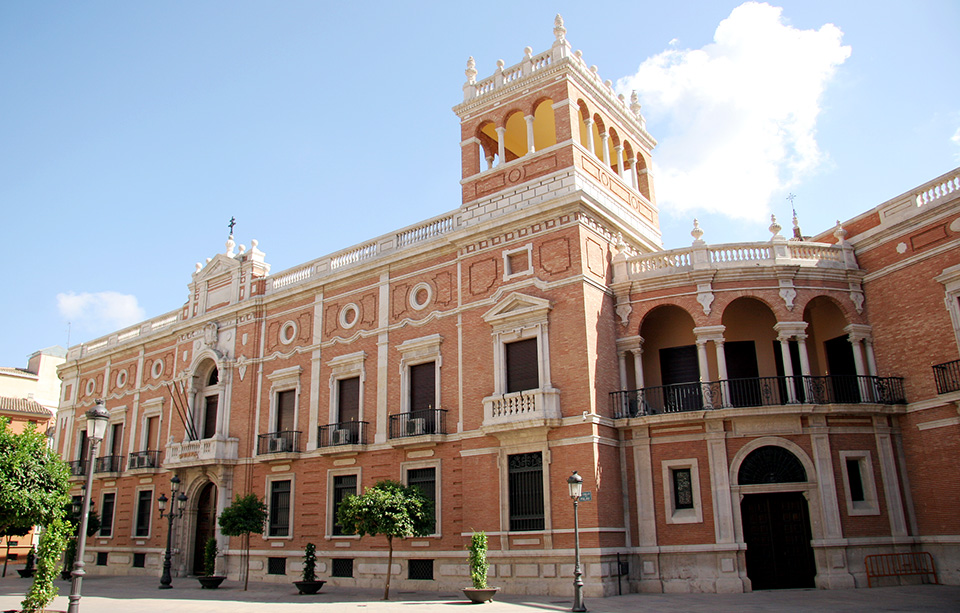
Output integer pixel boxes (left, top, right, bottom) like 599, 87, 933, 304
256, 431, 302, 455
318, 421, 368, 447
933, 359, 960, 394
94, 455, 125, 474
68, 460, 88, 477
611, 374, 906, 418
389, 408, 448, 439
127, 450, 161, 469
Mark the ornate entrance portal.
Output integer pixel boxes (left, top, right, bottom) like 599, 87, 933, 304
192, 482, 218, 575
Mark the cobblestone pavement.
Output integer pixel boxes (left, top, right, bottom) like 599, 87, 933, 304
2, 573, 959, 612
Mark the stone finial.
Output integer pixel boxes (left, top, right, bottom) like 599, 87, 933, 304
251, 238, 260, 251
618, 93, 626, 104
769, 215, 783, 238
226, 234, 236, 257
496, 59, 505, 71
574, 49, 583, 62
524, 46, 533, 58
239, 244, 246, 254
554, 14, 566, 42
691, 218, 704, 243
465, 56, 477, 83
792, 213, 803, 241
615, 232, 627, 251
630, 91, 642, 116
195, 262, 202, 274
834, 220, 848, 244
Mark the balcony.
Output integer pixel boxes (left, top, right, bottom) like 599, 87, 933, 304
165, 437, 240, 467
127, 450, 162, 470
68, 460, 88, 477
256, 431, 303, 456
94, 455, 125, 474
611, 375, 906, 418
933, 359, 960, 394
317, 421, 368, 449
388, 408, 448, 440
482, 388, 561, 431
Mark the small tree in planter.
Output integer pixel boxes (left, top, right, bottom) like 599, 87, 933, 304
463, 531, 499, 603
197, 536, 225, 589
293, 542, 325, 594
218, 493, 267, 591
336, 479, 432, 600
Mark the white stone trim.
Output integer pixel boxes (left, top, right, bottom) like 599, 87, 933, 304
401, 458, 442, 537
339, 303, 360, 329
936, 262, 960, 350
326, 467, 362, 539
327, 352, 366, 425
409, 282, 433, 311
264, 473, 295, 540
502, 243, 534, 281
397, 335, 443, 413
661, 458, 703, 524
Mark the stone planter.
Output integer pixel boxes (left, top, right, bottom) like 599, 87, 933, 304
197, 575, 226, 589
462, 587, 500, 603
293, 579, 325, 594
17, 568, 35, 578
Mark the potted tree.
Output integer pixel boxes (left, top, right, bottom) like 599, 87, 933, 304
292, 542, 325, 594
463, 531, 499, 603
218, 493, 267, 591
197, 536, 226, 589
18, 546, 36, 578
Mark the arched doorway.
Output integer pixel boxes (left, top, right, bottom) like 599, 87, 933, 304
738, 446, 816, 590
192, 482, 218, 575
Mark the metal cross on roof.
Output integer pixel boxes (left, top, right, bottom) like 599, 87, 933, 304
228, 216, 236, 236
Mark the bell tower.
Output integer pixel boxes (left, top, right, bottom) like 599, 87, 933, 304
452, 15, 660, 250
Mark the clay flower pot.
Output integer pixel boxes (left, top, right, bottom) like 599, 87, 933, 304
462, 586, 500, 603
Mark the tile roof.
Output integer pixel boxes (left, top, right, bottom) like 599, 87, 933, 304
0, 396, 52, 417
0, 366, 38, 379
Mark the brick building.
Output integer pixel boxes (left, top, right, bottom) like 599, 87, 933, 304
53, 18, 960, 596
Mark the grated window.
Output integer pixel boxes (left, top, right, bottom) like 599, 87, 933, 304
133, 552, 146, 568
408, 559, 434, 580
267, 557, 287, 575
331, 558, 354, 578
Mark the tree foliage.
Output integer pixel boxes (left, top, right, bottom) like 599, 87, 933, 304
336, 479, 433, 600
467, 531, 489, 589
0, 418, 71, 613
301, 542, 317, 582
218, 493, 267, 590
203, 536, 218, 577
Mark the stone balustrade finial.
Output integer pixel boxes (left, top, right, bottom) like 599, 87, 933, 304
465, 56, 477, 83
630, 91, 642, 116
769, 215, 783, 238
834, 221, 848, 244
554, 14, 566, 42
691, 218, 704, 243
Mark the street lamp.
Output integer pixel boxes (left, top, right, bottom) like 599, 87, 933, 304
567, 470, 587, 612
67, 399, 109, 613
158, 474, 187, 589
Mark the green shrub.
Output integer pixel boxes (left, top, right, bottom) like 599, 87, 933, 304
203, 536, 218, 577
301, 542, 317, 582
467, 531, 489, 589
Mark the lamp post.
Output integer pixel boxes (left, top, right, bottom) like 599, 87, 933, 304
158, 474, 187, 589
67, 399, 109, 613
567, 470, 587, 612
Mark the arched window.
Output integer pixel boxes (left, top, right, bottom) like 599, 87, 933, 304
502, 111, 528, 163
738, 446, 807, 485
478, 121, 499, 169
532, 99, 556, 151
195, 361, 221, 440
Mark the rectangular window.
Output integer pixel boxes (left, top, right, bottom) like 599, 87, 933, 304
109, 423, 124, 456
202, 395, 218, 439
134, 490, 152, 537
508, 452, 544, 531
100, 493, 116, 538
145, 415, 159, 450
408, 559, 434, 580
269, 480, 291, 537
505, 338, 539, 393
96, 552, 108, 566
337, 377, 360, 424
332, 474, 357, 536
846, 458, 865, 502
267, 557, 287, 575
409, 362, 436, 412
407, 467, 436, 533
275, 389, 296, 432
77, 430, 88, 463
331, 558, 354, 577
132, 552, 146, 568
672, 468, 694, 510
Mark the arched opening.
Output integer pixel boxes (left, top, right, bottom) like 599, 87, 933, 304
502, 110, 528, 163
607, 127, 621, 174
194, 360, 221, 440
721, 297, 778, 407
737, 446, 816, 590
636, 155, 652, 200
576, 100, 590, 149
622, 140, 636, 188
532, 98, 556, 151
478, 121, 499, 169
803, 296, 859, 402
192, 482, 218, 575
639, 305, 699, 413
591, 114, 605, 160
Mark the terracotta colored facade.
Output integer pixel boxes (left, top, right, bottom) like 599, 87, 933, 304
54, 19, 960, 596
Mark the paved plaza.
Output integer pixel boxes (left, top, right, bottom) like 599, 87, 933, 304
2, 574, 960, 613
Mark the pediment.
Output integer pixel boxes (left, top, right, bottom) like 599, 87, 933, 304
193, 254, 240, 283
482, 292, 552, 326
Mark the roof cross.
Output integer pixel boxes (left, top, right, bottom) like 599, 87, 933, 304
228, 216, 236, 236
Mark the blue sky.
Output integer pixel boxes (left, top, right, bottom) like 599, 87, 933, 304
2, 1, 958, 367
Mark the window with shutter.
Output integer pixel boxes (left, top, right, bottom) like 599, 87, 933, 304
275, 389, 296, 432
337, 377, 360, 423
506, 338, 539, 393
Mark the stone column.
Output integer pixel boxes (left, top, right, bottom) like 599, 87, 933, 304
615, 145, 625, 178
626, 157, 637, 189
600, 132, 610, 165
524, 114, 536, 153
864, 339, 878, 376
696, 339, 711, 409
809, 414, 855, 588
618, 351, 628, 390
633, 349, 644, 389
495, 126, 506, 166
715, 339, 728, 408
584, 118, 594, 155
874, 416, 908, 536
778, 338, 797, 403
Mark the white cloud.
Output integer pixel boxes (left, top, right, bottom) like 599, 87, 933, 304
56, 291, 146, 335
617, 2, 851, 220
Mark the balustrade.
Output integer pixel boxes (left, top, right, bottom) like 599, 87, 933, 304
389, 408, 447, 439
933, 359, 960, 394
317, 421, 368, 447
482, 388, 561, 428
